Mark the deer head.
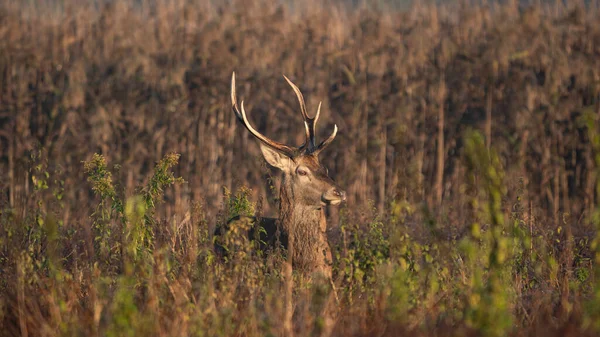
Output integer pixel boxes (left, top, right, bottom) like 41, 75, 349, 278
231, 72, 346, 209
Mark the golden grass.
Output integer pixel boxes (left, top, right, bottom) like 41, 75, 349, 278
1, 0, 600, 336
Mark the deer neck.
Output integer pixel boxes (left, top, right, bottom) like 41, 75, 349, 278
274, 176, 333, 277
279, 177, 326, 234
277, 177, 331, 275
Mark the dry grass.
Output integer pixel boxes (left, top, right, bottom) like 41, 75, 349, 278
1, 0, 600, 336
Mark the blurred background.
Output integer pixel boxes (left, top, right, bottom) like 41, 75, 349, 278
2, 0, 598, 230
3, 0, 600, 336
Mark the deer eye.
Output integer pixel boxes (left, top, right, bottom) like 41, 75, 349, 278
297, 168, 308, 176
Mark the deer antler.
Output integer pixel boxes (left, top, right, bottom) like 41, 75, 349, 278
231, 72, 337, 156
314, 123, 337, 156
231, 72, 297, 156
283, 75, 337, 155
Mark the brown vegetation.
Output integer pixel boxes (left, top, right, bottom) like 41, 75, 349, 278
1, 0, 600, 336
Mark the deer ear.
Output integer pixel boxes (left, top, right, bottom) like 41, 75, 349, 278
259, 143, 292, 171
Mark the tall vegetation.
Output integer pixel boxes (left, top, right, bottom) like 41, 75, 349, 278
1, 0, 600, 336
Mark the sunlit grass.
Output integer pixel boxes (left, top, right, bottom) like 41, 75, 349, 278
1, 0, 600, 336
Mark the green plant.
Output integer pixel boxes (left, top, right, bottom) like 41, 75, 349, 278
462, 130, 512, 337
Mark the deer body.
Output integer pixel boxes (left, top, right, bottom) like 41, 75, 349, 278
220, 73, 345, 278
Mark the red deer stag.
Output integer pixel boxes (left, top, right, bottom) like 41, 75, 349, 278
218, 72, 346, 278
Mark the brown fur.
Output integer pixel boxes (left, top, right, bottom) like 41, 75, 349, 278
278, 160, 334, 277
222, 74, 345, 278
216, 154, 343, 278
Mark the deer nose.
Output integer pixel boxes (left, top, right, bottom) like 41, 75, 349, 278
333, 189, 346, 201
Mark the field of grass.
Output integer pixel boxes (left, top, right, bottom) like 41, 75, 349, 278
2, 0, 600, 336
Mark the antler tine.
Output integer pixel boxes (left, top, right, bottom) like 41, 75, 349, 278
283, 75, 309, 120
314, 124, 338, 156
231, 72, 244, 122
231, 72, 296, 156
315, 101, 321, 125
283, 75, 318, 150
283, 75, 313, 147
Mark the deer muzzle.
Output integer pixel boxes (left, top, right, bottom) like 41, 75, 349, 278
322, 188, 346, 205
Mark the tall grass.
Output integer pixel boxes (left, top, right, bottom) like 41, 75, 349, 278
1, 0, 600, 336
